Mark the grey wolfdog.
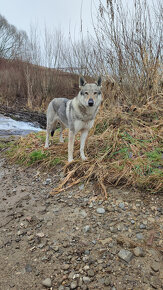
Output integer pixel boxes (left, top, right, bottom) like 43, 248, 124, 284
45, 76, 102, 162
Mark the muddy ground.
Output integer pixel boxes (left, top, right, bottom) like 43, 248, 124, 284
0, 146, 163, 290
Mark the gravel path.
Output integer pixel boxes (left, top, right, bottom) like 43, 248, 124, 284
0, 154, 162, 290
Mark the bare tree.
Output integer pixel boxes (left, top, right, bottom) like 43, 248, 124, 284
0, 14, 28, 59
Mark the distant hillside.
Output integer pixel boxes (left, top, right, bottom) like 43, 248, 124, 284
0, 58, 81, 112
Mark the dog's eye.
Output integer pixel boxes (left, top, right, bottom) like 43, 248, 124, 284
85, 92, 88, 95
94, 92, 97, 95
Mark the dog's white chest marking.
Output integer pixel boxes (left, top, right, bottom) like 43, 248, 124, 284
74, 119, 94, 134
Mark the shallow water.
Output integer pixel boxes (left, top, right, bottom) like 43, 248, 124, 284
0, 114, 43, 136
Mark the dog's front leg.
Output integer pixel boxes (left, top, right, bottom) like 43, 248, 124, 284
68, 130, 75, 162
80, 130, 88, 161
45, 128, 50, 148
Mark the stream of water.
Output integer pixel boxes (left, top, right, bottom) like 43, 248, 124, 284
0, 114, 43, 136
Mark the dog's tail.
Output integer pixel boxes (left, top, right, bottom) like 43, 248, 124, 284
51, 130, 54, 137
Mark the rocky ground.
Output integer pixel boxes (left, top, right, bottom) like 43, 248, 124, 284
0, 151, 163, 290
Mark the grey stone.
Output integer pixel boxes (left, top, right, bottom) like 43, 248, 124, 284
119, 202, 125, 209
70, 281, 78, 289
68, 272, 75, 279
83, 276, 91, 284
25, 264, 32, 272
83, 225, 90, 233
88, 269, 95, 277
42, 278, 52, 287
63, 264, 70, 270
131, 219, 135, 224
58, 286, 65, 290
96, 208, 105, 214
43, 178, 51, 185
136, 233, 144, 240
92, 240, 96, 245
17, 230, 23, 236
151, 262, 160, 272
84, 250, 90, 255
50, 245, 59, 252
83, 256, 89, 262
139, 224, 146, 229
78, 278, 83, 287
104, 277, 110, 286
133, 247, 145, 257
118, 249, 133, 262
80, 210, 87, 218
110, 227, 117, 233
53, 206, 59, 213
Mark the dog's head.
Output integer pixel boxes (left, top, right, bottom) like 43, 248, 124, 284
79, 76, 102, 108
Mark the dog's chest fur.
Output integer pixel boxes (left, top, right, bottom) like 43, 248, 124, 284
74, 119, 94, 133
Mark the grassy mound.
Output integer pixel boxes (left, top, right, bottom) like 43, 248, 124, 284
6, 94, 163, 197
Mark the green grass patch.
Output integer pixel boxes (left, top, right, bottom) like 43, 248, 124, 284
6, 131, 66, 168
28, 150, 49, 165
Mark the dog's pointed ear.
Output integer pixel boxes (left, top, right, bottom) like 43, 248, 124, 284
79, 76, 87, 88
96, 76, 102, 87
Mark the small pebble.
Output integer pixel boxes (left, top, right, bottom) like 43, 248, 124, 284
83, 276, 91, 284
119, 202, 125, 210
96, 208, 105, 214
118, 249, 133, 263
88, 269, 95, 277
139, 224, 146, 229
104, 277, 110, 286
133, 247, 145, 257
70, 281, 78, 289
151, 262, 160, 272
83, 225, 90, 233
42, 278, 52, 288
136, 233, 144, 240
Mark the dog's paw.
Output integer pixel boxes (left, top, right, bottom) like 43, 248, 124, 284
60, 139, 64, 143
81, 156, 87, 161
68, 158, 74, 163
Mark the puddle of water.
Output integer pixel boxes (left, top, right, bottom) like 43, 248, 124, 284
0, 114, 43, 136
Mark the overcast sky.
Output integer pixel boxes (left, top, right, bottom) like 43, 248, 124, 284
1, 0, 156, 40
0, 0, 103, 38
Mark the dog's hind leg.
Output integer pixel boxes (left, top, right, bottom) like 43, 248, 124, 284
59, 123, 65, 143
80, 129, 88, 160
45, 121, 57, 148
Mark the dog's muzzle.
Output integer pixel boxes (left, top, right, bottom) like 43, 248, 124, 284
88, 98, 94, 107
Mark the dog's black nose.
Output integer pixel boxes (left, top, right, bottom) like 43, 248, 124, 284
88, 98, 94, 106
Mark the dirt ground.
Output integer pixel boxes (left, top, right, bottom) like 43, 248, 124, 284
0, 150, 163, 290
